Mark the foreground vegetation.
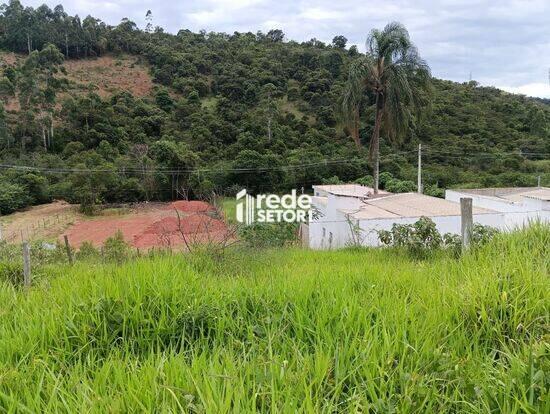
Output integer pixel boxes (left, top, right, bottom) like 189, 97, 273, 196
0, 225, 548, 412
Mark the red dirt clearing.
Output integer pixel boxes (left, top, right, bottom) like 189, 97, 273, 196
170, 200, 214, 213
62, 201, 229, 250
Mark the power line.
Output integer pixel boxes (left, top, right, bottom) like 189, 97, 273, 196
0, 158, 369, 175
0, 150, 547, 175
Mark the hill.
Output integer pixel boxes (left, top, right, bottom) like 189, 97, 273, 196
0, 51, 155, 111
0, 1, 548, 214
0, 226, 548, 411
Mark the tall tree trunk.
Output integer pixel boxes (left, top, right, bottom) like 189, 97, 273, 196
65, 32, 69, 57
50, 122, 54, 148
27, 33, 31, 55
371, 92, 384, 194
267, 117, 272, 141
351, 107, 361, 149
42, 126, 47, 151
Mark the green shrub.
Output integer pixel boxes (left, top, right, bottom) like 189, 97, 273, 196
0, 179, 30, 214
379, 217, 499, 258
355, 175, 374, 187
321, 176, 342, 185
0, 261, 23, 285
385, 178, 417, 193
424, 184, 445, 198
238, 222, 298, 248
379, 216, 442, 258
30, 241, 65, 265
378, 171, 394, 188
103, 230, 131, 263
76, 241, 100, 260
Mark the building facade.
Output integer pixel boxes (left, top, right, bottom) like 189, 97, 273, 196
306, 185, 549, 249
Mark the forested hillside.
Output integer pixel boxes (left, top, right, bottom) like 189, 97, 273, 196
0, 0, 548, 214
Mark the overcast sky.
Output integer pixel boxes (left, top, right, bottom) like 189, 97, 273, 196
24, 0, 550, 98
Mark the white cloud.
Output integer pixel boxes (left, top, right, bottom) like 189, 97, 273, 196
499, 83, 550, 99
300, 7, 346, 21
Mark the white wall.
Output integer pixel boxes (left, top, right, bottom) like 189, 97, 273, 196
308, 202, 351, 249
502, 210, 550, 229
445, 190, 550, 230
445, 190, 525, 213
523, 197, 550, 212
354, 213, 505, 247
310, 189, 550, 250
309, 212, 507, 249
309, 192, 367, 249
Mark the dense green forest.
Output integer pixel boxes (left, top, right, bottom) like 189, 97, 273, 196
0, 0, 548, 214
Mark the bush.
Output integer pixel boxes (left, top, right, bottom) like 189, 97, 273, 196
239, 222, 298, 248
385, 179, 416, 193
103, 231, 131, 263
424, 184, 445, 198
355, 175, 374, 187
442, 224, 500, 257
76, 241, 100, 260
0, 179, 30, 214
30, 241, 65, 265
379, 217, 499, 258
378, 172, 394, 188
321, 176, 342, 185
379, 216, 442, 258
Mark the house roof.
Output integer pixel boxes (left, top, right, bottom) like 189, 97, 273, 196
345, 193, 496, 220
514, 188, 550, 201
450, 187, 550, 203
313, 184, 390, 198
311, 196, 328, 207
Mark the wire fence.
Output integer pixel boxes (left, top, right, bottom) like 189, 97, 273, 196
0, 211, 77, 243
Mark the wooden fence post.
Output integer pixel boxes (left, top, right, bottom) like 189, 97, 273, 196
461, 198, 473, 251
22, 242, 31, 287
64, 235, 74, 265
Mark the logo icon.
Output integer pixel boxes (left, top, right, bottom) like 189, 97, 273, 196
236, 189, 256, 225
236, 189, 311, 225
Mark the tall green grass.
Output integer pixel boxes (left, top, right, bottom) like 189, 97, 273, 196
0, 225, 548, 412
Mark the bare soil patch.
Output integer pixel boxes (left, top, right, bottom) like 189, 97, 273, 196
0, 200, 78, 242
0, 53, 155, 112
62, 201, 229, 250
63, 55, 154, 98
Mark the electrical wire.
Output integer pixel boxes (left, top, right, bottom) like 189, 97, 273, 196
0, 150, 547, 175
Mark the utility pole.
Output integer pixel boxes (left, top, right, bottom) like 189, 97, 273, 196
537, 175, 541, 187
374, 151, 380, 194
417, 143, 422, 194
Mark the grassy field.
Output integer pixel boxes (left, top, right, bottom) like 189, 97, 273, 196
0, 226, 548, 412
221, 197, 237, 224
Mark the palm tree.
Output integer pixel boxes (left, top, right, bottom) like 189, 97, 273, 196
341, 22, 431, 193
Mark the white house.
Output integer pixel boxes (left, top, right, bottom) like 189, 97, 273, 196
445, 187, 550, 229
307, 184, 504, 249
